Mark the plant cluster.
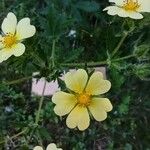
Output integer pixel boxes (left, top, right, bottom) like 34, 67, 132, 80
0, 0, 150, 149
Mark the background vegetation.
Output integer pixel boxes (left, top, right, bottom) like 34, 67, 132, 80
0, 0, 150, 149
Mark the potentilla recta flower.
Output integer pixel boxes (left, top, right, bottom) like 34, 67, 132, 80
33, 143, 62, 150
0, 12, 36, 63
52, 69, 113, 131
103, 0, 150, 19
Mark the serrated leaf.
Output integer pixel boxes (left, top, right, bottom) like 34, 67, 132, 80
134, 44, 150, 60
133, 64, 150, 80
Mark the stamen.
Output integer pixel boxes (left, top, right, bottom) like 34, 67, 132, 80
123, 0, 140, 11
2, 34, 16, 48
77, 93, 91, 107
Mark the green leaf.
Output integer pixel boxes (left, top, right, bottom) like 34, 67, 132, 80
133, 64, 150, 80
118, 96, 130, 115
76, 1, 99, 12
133, 44, 150, 60
109, 66, 125, 90
38, 127, 51, 140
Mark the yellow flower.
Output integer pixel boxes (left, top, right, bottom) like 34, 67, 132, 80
52, 69, 113, 131
0, 12, 36, 63
103, 0, 150, 19
33, 143, 62, 150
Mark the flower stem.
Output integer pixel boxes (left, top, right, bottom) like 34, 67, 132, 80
113, 54, 135, 62
61, 54, 135, 68
3, 76, 33, 85
61, 60, 107, 68
28, 80, 47, 140
35, 80, 47, 125
111, 31, 128, 57
0, 128, 28, 145
2, 54, 135, 86
51, 39, 56, 68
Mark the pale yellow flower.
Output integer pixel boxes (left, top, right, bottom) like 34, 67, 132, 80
0, 12, 36, 63
103, 0, 150, 19
33, 143, 62, 150
52, 69, 113, 131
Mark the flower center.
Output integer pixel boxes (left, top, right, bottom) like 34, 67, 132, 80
122, 0, 140, 11
77, 93, 91, 107
3, 34, 16, 48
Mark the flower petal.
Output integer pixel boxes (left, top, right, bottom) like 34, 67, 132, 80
85, 72, 111, 95
16, 18, 36, 40
128, 12, 143, 19
52, 91, 77, 116
46, 143, 57, 150
11, 43, 25, 57
64, 69, 88, 93
104, 6, 130, 18
138, 0, 150, 12
116, 8, 129, 18
104, 5, 143, 19
0, 43, 25, 63
33, 146, 43, 150
0, 35, 4, 49
66, 105, 90, 131
46, 143, 62, 150
103, 6, 121, 16
0, 49, 13, 63
88, 98, 113, 121
1, 12, 17, 35
114, 8, 143, 19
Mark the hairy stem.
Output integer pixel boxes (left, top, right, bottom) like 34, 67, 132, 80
3, 76, 33, 85
61, 60, 107, 68
51, 39, 56, 68
0, 128, 28, 145
113, 54, 135, 62
35, 80, 47, 125
111, 32, 128, 57
2, 54, 135, 86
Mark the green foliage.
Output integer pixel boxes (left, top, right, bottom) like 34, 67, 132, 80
118, 95, 131, 115
133, 64, 150, 80
75, 1, 99, 12
0, 0, 150, 149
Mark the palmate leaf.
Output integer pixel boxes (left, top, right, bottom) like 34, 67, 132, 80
133, 44, 150, 60
133, 64, 150, 80
0, 0, 150, 149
